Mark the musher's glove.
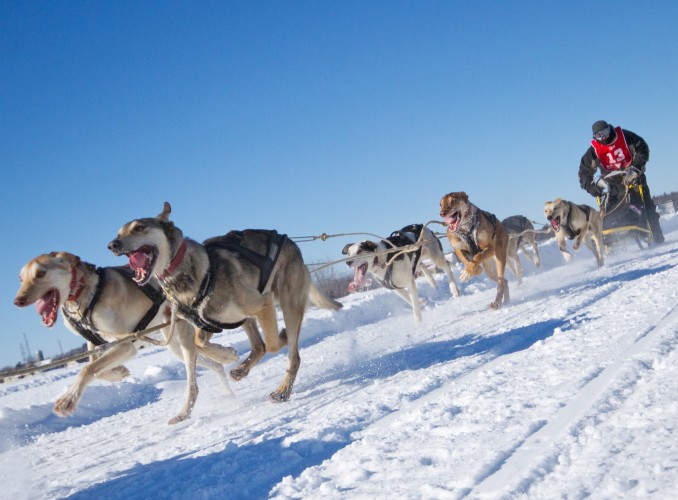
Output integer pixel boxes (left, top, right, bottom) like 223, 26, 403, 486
625, 166, 640, 184
586, 182, 603, 197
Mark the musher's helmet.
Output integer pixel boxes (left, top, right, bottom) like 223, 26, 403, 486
592, 120, 615, 144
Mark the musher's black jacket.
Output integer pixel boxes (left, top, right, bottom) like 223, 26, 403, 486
578, 128, 650, 190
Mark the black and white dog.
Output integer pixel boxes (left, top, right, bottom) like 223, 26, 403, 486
342, 224, 460, 322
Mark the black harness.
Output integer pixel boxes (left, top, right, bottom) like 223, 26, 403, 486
177, 230, 288, 334
63, 267, 166, 346
458, 210, 498, 259
378, 224, 425, 290
562, 203, 592, 239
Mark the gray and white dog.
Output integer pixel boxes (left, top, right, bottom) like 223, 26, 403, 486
544, 198, 604, 267
14, 251, 237, 424
108, 202, 342, 403
501, 215, 541, 284
342, 224, 460, 322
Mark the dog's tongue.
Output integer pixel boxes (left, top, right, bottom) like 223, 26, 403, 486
550, 218, 560, 231
353, 265, 365, 288
129, 251, 150, 272
445, 213, 460, 232
35, 289, 58, 327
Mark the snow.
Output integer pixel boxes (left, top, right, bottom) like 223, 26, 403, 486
2, 217, 678, 499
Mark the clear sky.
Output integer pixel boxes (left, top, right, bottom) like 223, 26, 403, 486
2, 1, 677, 368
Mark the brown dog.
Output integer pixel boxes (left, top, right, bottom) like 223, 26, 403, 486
439, 192, 510, 309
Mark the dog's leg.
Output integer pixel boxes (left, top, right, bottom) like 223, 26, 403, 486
506, 246, 523, 285
407, 283, 422, 323
230, 318, 266, 381
254, 291, 286, 354
197, 354, 234, 396
54, 343, 136, 417
584, 232, 605, 268
419, 264, 438, 289
489, 234, 510, 309
392, 287, 414, 306
557, 235, 573, 262
270, 298, 306, 403
528, 238, 541, 268
182, 318, 236, 396
431, 253, 460, 297
456, 249, 484, 281
168, 321, 199, 425
193, 327, 239, 365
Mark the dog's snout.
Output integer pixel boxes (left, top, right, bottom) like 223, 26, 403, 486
108, 239, 122, 255
14, 295, 27, 307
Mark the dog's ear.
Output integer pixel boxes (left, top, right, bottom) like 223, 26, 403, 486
51, 252, 80, 268
554, 197, 562, 203
362, 241, 378, 253
341, 243, 353, 255
458, 191, 469, 202
158, 202, 172, 222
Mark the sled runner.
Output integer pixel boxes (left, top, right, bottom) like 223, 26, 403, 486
597, 171, 653, 252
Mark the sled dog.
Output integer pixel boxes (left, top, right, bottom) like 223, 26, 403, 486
439, 191, 510, 309
544, 198, 604, 267
501, 215, 541, 284
342, 224, 460, 322
14, 252, 238, 424
108, 202, 343, 403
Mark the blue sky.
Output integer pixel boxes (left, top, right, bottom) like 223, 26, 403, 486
2, 1, 677, 367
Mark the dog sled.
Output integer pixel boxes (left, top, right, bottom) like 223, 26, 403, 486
596, 171, 653, 251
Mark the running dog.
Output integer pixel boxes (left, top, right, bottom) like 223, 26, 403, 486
439, 191, 509, 309
342, 224, 460, 322
108, 202, 343, 403
501, 215, 541, 284
14, 252, 239, 424
544, 198, 604, 267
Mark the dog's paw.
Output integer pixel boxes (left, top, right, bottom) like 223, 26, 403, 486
269, 390, 291, 403
562, 252, 573, 262
168, 411, 191, 425
459, 270, 472, 282
488, 301, 502, 310
230, 366, 250, 381
54, 393, 79, 417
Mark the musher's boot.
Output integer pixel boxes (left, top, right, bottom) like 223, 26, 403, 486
648, 213, 665, 244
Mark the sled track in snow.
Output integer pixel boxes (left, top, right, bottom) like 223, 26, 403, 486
468, 299, 678, 497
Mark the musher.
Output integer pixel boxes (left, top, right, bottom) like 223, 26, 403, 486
578, 120, 664, 243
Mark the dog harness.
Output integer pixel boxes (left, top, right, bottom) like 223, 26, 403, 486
376, 224, 426, 290
457, 210, 498, 259
561, 203, 592, 240
176, 230, 289, 334
63, 267, 166, 346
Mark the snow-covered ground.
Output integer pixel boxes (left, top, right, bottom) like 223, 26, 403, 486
2, 216, 678, 499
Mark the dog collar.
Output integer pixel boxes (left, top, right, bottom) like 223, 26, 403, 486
67, 267, 86, 302
159, 240, 187, 280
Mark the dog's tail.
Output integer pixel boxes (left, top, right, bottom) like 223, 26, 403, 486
308, 283, 343, 311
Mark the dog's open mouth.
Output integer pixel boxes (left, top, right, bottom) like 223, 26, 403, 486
548, 216, 561, 232
350, 262, 369, 290
127, 245, 158, 285
444, 211, 461, 232
36, 289, 59, 327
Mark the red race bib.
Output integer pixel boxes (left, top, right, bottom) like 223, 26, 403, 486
590, 126, 632, 171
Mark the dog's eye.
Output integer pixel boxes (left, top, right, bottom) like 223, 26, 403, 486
133, 224, 145, 233
36, 270, 45, 279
